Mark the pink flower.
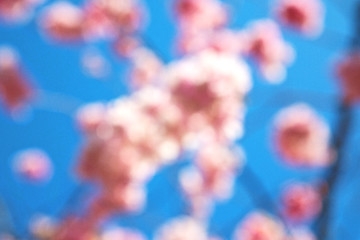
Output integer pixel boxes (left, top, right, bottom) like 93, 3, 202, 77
174, 0, 227, 32
0, 0, 43, 23
273, 103, 331, 167
81, 48, 111, 79
246, 19, 294, 83
175, 31, 209, 55
281, 183, 322, 223
155, 216, 208, 240
180, 144, 241, 218
82, 1, 116, 40
13, 149, 52, 182
162, 50, 251, 145
128, 48, 163, 88
85, 0, 143, 38
0, 47, 32, 113
195, 144, 240, 176
180, 166, 214, 218
76, 87, 185, 219
234, 212, 286, 240
176, 30, 245, 56
105, 183, 146, 212
287, 228, 316, 240
274, 0, 324, 36
76, 102, 107, 134
101, 227, 146, 240
113, 36, 141, 58
40, 2, 85, 42
336, 51, 360, 104
30, 215, 57, 240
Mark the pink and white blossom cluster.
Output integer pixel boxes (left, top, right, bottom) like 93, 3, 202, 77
76, 88, 182, 220
180, 144, 242, 218
161, 50, 251, 145
73, 49, 251, 228
40, 0, 143, 42
245, 20, 294, 83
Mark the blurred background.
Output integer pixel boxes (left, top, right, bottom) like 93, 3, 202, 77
0, 0, 360, 239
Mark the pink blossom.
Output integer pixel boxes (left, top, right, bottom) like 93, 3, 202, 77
195, 144, 240, 176
281, 183, 322, 223
155, 216, 208, 240
76, 102, 107, 134
75, 50, 251, 226
30, 215, 57, 240
113, 36, 141, 58
104, 183, 146, 212
176, 30, 245, 56
174, 0, 227, 33
13, 148, 52, 182
234, 212, 286, 240
0, 0, 43, 23
176, 31, 209, 55
335, 51, 360, 103
101, 227, 146, 240
83, 1, 116, 40
273, 103, 331, 167
85, 0, 143, 38
180, 166, 215, 218
128, 48, 163, 88
76, 87, 184, 218
205, 30, 245, 55
83, 183, 146, 223
0, 47, 33, 113
274, 0, 324, 36
81, 48, 111, 79
246, 19, 294, 83
162, 50, 251, 145
40, 2, 85, 42
180, 144, 241, 218
287, 229, 316, 240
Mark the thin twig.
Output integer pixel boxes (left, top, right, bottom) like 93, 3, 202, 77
315, 100, 353, 240
239, 165, 292, 231
315, 2, 360, 238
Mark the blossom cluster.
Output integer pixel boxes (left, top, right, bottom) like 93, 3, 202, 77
40, 0, 143, 43
180, 145, 241, 218
0, 0, 343, 239
73, 49, 252, 227
173, 0, 324, 82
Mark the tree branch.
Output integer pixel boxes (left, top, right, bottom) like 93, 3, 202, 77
315, 100, 353, 240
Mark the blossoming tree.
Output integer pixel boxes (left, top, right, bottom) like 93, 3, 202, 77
0, 0, 358, 239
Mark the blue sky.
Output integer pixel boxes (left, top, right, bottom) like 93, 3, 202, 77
1, 0, 360, 239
